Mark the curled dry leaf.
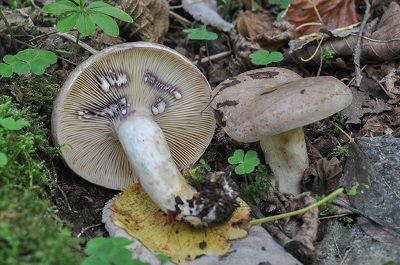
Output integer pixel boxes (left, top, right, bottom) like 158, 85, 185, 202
285, 0, 358, 37
265, 192, 319, 264
236, 10, 294, 51
118, 0, 169, 43
285, 1, 400, 64
109, 184, 250, 264
181, 0, 234, 32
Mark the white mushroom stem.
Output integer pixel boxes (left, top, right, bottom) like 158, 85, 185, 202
259, 127, 308, 194
117, 115, 197, 211
116, 114, 237, 227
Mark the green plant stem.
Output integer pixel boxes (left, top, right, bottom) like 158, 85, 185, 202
73, 31, 81, 58
328, 119, 355, 142
249, 188, 344, 226
0, 9, 17, 50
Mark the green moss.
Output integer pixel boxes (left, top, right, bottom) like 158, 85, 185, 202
0, 95, 81, 265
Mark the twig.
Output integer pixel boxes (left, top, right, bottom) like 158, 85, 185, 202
57, 32, 99, 55
77, 223, 102, 238
192, 50, 231, 65
354, 0, 371, 87
54, 182, 72, 212
169, 10, 192, 26
300, 35, 325, 62
339, 246, 353, 265
0, 9, 17, 50
250, 188, 344, 226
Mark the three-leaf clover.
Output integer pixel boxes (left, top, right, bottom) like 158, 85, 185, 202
0, 49, 57, 77
83, 237, 143, 265
249, 50, 284, 66
43, 0, 133, 37
183, 25, 218, 41
228, 149, 260, 175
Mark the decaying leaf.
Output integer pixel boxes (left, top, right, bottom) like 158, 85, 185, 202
285, 1, 400, 64
263, 192, 319, 264
118, 0, 169, 43
285, 0, 358, 37
236, 10, 294, 51
181, 0, 234, 32
110, 184, 250, 264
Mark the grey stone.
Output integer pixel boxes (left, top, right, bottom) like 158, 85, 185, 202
313, 136, 400, 265
341, 136, 400, 231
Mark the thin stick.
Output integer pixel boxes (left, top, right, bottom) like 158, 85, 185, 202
0, 9, 17, 50
193, 50, 231, 65
328, 119, 355, 142
249, 188, 344, 226
57, 32, 98, 55
354, 0, 371, 87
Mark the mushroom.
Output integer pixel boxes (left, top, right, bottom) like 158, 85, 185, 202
52, 42, 238, 227
211, 67, 352, 194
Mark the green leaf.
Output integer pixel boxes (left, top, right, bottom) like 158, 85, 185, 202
243, 150, 260, 167
42, 0, 78, 15
89, 12, 119, 37
81, 257, 109, 265
15, 49, 40, 62
88, 2, 133, 22
10, 61, 30, 75
249, 50, 284, 65
29, 58, 48, 75
56, 13, 79, 32
0, 152, 8, 168
228, 149, 244, 165
0, 63, 12, 77
0, 118, 30, 130
38, 50, 58, 65
234, 163, 248, 175
76, 13, 96, 36
268, 0, 292, 9
3, 55, 17, 64
183, 26, 218, 41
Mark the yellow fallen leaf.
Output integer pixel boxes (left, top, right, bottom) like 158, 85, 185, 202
111, 184, 250, 264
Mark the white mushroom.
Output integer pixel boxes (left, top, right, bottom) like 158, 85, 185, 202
211, 67, 353, 194
52, 42, 238, 227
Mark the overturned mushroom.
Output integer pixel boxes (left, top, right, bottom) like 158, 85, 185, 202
52, 42, 238, 227
211, 67, 352, 194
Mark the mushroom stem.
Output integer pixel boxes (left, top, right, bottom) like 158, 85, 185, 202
259, 127, 308, 194
117, 115, 237, 227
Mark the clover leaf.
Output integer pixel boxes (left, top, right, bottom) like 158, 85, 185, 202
0, 49, 57, 77
249, 50, 284, 66
228, 149, 260, 175
43, 0, 133, 37
183, 25, 218, 41
0, 118, 30, 130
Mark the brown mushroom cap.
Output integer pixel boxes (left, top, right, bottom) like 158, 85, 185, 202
211, 67, 352, 142
52, 42, 215, 190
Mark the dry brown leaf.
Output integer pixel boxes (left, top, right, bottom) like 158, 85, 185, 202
285, 1, 400, 64
236, 10, 294, 51
111, 184, 250, 264
285, 0, 358, 37
118, 0, 169, 43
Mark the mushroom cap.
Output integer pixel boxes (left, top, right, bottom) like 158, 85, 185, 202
211, 67, 352, 142
52, 42, 215, 190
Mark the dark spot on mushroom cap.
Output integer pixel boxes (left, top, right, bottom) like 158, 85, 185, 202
175, 195, 184, 205
260, 89, 277, 96
247, 71, 279, 79
300, 89, 305, 94
218, 78, 241, 92
214, 109, 226, 127
216, 100, 238, 108
199, 241, 207, 249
